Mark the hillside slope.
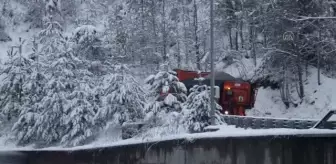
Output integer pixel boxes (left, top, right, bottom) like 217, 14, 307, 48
248, 68, 335, 120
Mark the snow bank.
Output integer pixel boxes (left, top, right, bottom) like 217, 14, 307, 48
1, 125, 335, 152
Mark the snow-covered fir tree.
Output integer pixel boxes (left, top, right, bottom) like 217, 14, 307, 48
11, 38, 48, 146
95, 64, 145, 127
34, 43, 78, 146
59, 50, 98, 147
30, 16, 81, 146
0, 40, 31, 122
144, 64, 187, 125
61, 82, 96, 147
37, 15, 65, 60
181, 74, 224, 133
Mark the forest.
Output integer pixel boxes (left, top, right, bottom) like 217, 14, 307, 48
0, 0, 336, 148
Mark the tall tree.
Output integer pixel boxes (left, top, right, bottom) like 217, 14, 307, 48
11, 38, 47, 146
0, 39, 30, 122
95, 64, 146, 127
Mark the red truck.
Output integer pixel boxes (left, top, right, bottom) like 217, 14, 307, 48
174, 69, 257, 116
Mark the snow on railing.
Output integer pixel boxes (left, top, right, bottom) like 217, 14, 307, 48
222, 110, 336, 130
121, 110, 336, 139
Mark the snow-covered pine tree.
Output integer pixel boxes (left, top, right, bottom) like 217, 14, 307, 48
144, 65, 187, 125
38, 15, 64, 59
95, 64, 145, 127
59, 50, 98, 147
61, 82, 96, 147
0, 40, 31, 122
30, 16, 81, 147
34, 41, 79, 146
181, 73, 224, 133
70, 24, 107, 125
11, 37, 48, 146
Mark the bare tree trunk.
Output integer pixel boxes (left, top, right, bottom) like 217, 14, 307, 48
176, 14, 181, 68
193, 0, 201, 70
162, 0, 167, 63
297, 55, 304, 99
249, 23, 256, 66
240, 20, 244, 49
151, 0, 159, 69
229, 26, 233, 49
184, 21, 189, 67
318, 29, 321, 85
260, 5, 267, 48
281, 64, 290, 108
203, 31, 207, 71
177, 38, 181, 68
305, 59, 308, 81
141, 0, 145, 30
235, 24, 239, 51
18, 37, 23, 108
183, 1, 189, 67
140, 0, 145, 64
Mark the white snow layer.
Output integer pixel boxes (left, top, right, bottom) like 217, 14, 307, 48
0, 125, 335, 151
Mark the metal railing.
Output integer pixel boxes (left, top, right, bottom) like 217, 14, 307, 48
122, 110, 336, 139
222, 110, 336, 130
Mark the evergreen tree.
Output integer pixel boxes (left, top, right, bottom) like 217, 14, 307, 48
31, 17, 79, 146
181, 75, 224, 133
61, 82, 96, 147
0, 40, 30, 122
11, 38, 47, 146
95, 64, 145, 127
60, 51, 98, 147
144, 66, 187, 125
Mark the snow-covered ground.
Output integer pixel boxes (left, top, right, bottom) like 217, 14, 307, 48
1, 125, 336, 151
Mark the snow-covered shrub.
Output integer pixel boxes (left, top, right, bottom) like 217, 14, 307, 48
45, 0, 61, 15
95, 64, 145, 127
181, 80, 224, 133
73, 25, 99, 45
139, 111, 185, 140
72, 25, 108, 61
